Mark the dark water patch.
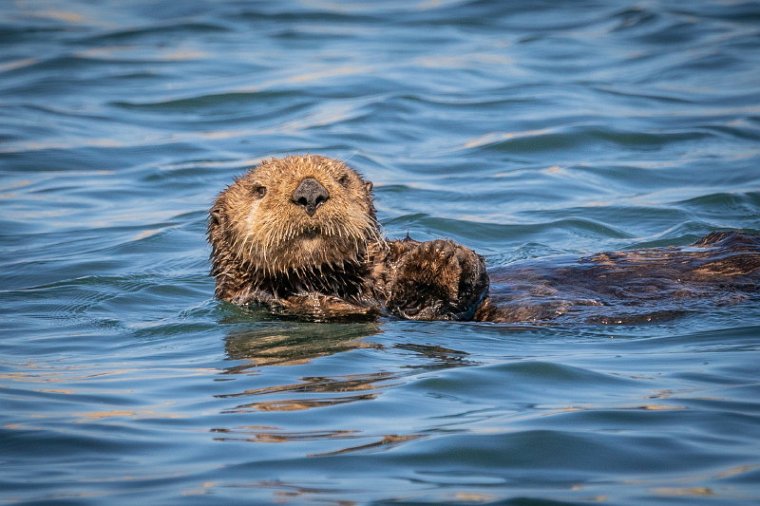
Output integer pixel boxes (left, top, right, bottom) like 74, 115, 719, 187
527, 206, 691, 238
0, 54, 183, 79
672, 2, 760, 23
112, 89, 301, 114
702, 122, 760, 142
0, 426, 147, 461
0, 143, 207, 171
675, 192, 760, 216
79, 20, 230, 44
0, 26, 76, 47
385, 214, 633, 250
592, 84, 695, 105
410, 360, 637, 405
231, 7, 384, 25
610, 6, 660, 33
466, 125, 712, 156
392, 429, 707, 474
396, 92, 537, 110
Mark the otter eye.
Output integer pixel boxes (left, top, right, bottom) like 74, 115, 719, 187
338, 174, 350, 187
252, 185, 267, 199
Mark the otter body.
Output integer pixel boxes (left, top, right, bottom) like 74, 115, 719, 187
208, 155, 487, 321
208, 155, 760, 323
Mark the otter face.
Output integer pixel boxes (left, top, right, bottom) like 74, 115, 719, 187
211, 155, 379, 275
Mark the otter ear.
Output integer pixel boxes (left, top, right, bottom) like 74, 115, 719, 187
209, 205, 225, 227
364, 181, 373, 192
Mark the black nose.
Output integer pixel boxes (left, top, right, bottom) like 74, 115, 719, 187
292, 177, 329, 216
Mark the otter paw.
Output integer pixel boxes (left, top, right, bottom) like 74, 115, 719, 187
388, 239, 488, 320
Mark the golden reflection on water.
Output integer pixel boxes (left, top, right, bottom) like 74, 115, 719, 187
217, 371, 398, 398
653, 487, 714, 497
218, 370, 399, 413
75, 406, 184, 421
32, 10, 86, 24
211, 426, 358, 444
212, 323, 479, 460
220, 322, 475, 414
223, 321, 381, 369
78, 46, 207, 62
621, 462, 759, 502
309, 434, 421, 457
221, 322, 386, 414
223, 393, 378, 413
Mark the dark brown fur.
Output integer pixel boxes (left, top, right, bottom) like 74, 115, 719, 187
209, 155, 760, 323
476, 231, 760, 324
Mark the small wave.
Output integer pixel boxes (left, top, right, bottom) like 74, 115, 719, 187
230, 9, 382, 24
609, 6, 660, 33
675, 191, 760, 213
79, 21, 230, 44
464, 126, 710, 154
112, 90, 301, 112
593, 85, 694, 105
384, 213, 631, 244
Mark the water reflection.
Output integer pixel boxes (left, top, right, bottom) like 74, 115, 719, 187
211, 426, 358, 443
310, 433, 421, 457
223, 319, 381, 370
214, 319, 479, 459
394, 342, 479, 369
218, 371, 397, 398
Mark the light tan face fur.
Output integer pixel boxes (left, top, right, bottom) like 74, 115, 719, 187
216, 155, 379, 275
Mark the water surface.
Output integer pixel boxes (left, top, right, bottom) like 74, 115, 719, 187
2, 1, 760, 504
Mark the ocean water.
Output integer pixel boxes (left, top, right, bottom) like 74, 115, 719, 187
2, 1, 760, 504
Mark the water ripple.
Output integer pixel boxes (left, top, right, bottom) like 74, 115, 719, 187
2, 0, 760, 504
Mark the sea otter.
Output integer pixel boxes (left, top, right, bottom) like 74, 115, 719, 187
208, 155, 760, 323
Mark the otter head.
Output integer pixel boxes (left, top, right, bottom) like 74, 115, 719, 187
209, 155, 380, 284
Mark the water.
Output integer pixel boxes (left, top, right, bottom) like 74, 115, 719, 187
2, 1, 760, 504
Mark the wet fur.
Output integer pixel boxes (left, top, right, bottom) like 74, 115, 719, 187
209, 155, 760, 323
476, 231, 760, 324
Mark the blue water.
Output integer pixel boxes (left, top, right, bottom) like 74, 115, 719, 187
2, 1, 760, 504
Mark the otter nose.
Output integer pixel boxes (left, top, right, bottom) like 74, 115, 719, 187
292, 177, 329, 216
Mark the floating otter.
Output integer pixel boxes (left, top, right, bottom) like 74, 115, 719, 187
208, 155, 760, 323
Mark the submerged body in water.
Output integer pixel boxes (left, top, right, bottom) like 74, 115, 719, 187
209, 155, 760, 324
478, 231, 760, 324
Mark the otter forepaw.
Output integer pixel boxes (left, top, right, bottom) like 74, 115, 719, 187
388, 239, 488, 321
